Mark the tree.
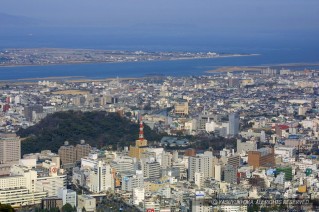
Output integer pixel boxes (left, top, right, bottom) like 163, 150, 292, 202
62, 203, 75, 212
0, 203, 15, 212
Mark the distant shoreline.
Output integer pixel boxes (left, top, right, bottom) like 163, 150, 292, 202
0, 47, 259, 68
0, 54, 258, 68
206, 63, 319, 73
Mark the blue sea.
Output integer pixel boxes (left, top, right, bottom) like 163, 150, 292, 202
0, 27, 318, 81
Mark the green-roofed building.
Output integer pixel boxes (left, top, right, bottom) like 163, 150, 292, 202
276, 167, 293, 181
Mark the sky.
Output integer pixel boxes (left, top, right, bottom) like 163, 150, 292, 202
1, 0, 319, 33
0, 0, 318, 52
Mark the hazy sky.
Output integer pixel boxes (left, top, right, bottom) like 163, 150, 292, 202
1, 0, 319, 33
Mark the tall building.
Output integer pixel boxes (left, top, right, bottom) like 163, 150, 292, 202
24, 105, 43, 121
58, 141, 76, 165
133, 187, 145, 206
188, 152, 216, 181
144, 161, 161, 180
194, 172, 204, 189
0, 133, 21, 163
76, 140, 91, 161
224, 165, 237, 184
121, 171, 144, 192
161, 151, 172, 169
129, 120, 148, 159
87, 161, 113, 193
248, 147, 275, 169
229, 112, 240, 136
58, 188, 77, 207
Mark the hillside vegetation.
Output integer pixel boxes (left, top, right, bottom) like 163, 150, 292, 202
17, 111, 162, 155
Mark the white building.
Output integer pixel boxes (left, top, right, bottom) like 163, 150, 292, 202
110, 155, 136, 173
122, 170, 144, 192
58, 188, 77, 207
87, 161, 113, 193
275, 146, 296, 158
0, 165, 47, 207
194, 172, 204, 189
133, 187, 145, 205
161, 151, 172, 169
36, 170, 67, 196
188, 152, 215, 181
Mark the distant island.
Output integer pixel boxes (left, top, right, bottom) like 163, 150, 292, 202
0, 48, 256, 67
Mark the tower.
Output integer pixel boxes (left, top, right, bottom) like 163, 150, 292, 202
129, 118, 148, 159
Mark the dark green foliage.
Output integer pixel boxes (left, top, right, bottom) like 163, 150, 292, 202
61, 203, 75, 212
18, 111, 163, 155
0, 203, 15, 212
191, 136, 236, 151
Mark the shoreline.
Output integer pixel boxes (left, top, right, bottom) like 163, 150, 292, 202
0, 54, 258, 68
0, 60, 318, 84
205, 63, 319, 73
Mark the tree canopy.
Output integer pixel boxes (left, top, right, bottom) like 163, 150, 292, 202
18, 111, 163, 155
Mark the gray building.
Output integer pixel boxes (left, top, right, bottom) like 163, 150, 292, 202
224, 165, 237, 184
24, 105, 43, 121
144, 161, 161, 180
229, 112, 239, 136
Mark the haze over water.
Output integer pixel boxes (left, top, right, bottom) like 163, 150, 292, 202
0, 0, 318, 80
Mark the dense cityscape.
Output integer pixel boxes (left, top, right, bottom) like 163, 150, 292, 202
1, 67, 319, 211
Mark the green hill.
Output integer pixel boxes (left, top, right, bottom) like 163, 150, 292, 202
17, 111, 162, 155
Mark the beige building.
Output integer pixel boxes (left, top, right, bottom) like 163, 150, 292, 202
0, 133, 21, 163
174, 102, 189, 116
129, 121, 148, 159
59, 140, 92, 165
77, 195, 96, 212
76, 140, 91, 161
58, 141, 76, 165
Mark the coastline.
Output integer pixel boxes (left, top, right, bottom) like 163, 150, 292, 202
0, 54, 259, 68
205, 63, 319, 73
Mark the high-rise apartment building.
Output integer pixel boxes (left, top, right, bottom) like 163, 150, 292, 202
144, 161, 161, 180
58, 141, 76, 165
229, 112, 240, 136
76, 140, 91, 161
0, 133, 21, 163
188, 152, 216, 181
59, 140, 92, 165
224, 165, 237, 184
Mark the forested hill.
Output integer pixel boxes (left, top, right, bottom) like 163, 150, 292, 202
17, 111, 162, 155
